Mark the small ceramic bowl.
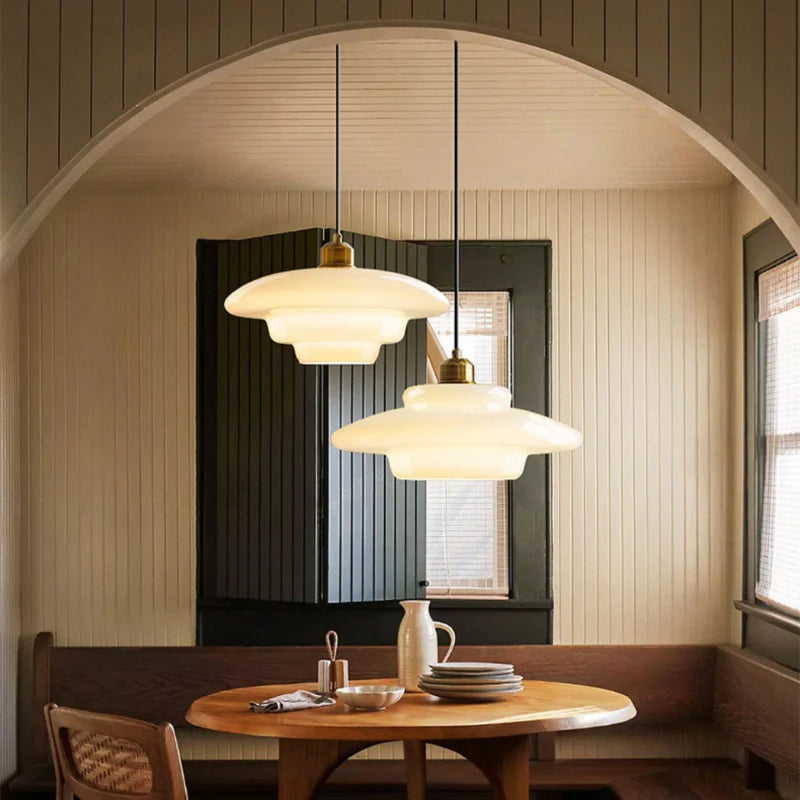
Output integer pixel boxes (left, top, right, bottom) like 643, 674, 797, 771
336, 685, 405, 711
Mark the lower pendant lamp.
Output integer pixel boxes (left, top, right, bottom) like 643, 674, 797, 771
223, 44, 448, 365
331, 351, 582, 480
331, 41, 582, 479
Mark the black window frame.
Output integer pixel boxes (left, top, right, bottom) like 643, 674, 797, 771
739, 219, 800, 671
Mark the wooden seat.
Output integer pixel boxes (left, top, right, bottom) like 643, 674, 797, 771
44, 704, 188, 800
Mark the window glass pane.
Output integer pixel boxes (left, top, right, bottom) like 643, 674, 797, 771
756, 283, 800, 616
426, 292, 510, 599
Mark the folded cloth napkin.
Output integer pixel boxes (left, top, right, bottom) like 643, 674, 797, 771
249, 690, 336, 713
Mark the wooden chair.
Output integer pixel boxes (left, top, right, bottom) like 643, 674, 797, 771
44, 704, 188, 800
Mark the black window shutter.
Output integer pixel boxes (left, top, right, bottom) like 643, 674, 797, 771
197, 228, 426, 606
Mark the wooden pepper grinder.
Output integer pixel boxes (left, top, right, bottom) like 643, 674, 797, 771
317, 630, 349, 696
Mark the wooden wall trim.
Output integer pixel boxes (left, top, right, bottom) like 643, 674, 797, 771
1, 0, 799, 269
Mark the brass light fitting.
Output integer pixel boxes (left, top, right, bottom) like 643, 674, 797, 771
439, 348, 475, 384
319, 233, 355, 268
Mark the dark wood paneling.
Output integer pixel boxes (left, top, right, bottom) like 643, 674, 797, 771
476, 0, 507, 29
765, 0, 797, 200
508, 0, 540, 38
316, 0, 348, 26
284, 0, 315, 33
700, 0, 733, 135
444, 0, 477, 25
604, 0, 636, 74
382, 0, 412, 19
669, 0, 701, 113
155, 0, 188, 89
636, 0, 669, 95
573, 0, 605, 63
0, 0, 28, 228
251, 0, 283, 41
348, 0, 381, 21
732, 0, 765, 168
540, 0, 572, 48
413, 0, 445, 22
124, 0, 156, 109
45, 642, 715, 729
27, 0, 60, 198
713, 646, 800, 777
188, 0, 220, 71
219, 0, 252, 57
60, 0, 92, 161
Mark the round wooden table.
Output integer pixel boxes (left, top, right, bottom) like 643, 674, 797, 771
187, 679, 636, 800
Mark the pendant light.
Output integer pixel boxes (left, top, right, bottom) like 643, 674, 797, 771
331, 42, 582, 480
224, 45, 448, 365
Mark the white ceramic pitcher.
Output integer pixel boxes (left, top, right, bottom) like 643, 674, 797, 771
397, 600, 456, 691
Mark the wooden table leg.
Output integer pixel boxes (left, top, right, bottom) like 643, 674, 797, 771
277, 738, 374, 800
403, 740, 427, 799
432, 735, 530, 800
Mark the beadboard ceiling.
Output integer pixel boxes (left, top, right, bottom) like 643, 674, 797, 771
84, 39, 731, 190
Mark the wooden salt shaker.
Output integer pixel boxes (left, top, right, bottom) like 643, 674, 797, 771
318, 630, 349, 695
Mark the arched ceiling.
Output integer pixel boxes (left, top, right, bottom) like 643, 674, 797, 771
83, 40, 730, 191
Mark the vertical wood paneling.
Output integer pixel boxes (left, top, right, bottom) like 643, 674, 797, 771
156, 0, 188, 90
348, 0, 380, 20
124, 0, 156, 108
764, 0, 797, 200
540, 0, 572, 48
219, 0, 251, 56
27, 0, 60, 199
251, 0, 282, 42
732, 0, 765, 168
284, 0, 314, 33
573, 0, 605, 62
0, 0, 28, 230
316, 0, 347, 26
91, 0, 124, 134
59, 0, 91, 163
637, 0, 669, 95
604, 0, 636, 74
700, 0, 733, 135
444, 0, 476, 24
20, 185, 732, 759
508, 0, 540, 37
188, 0, 220, 70
382, 0, 412, 19
413, 0, 445, 22
476, 0, 507, 29
0, 261, 20, 781
669, 0, 701, 113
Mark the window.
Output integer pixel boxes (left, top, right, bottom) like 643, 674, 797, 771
426, 292, 511, 598
755, 260, 800, 616
741, 220, 800, 671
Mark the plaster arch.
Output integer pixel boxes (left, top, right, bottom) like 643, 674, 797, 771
0, 12, 794, 270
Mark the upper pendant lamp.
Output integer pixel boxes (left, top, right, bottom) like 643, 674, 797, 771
224, 46, 448, 365
331, 42, 582, 480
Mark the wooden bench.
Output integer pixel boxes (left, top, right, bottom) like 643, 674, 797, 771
8, 634, 797, 798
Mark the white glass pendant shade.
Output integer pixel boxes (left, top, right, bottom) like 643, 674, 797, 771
331, 383, 582, 480
224, 241, 449, 365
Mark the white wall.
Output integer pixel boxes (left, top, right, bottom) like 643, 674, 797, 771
17, 185, 734, 759
0, 259, 20, 779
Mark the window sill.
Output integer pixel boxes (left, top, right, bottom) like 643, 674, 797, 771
735, 600, 800, 636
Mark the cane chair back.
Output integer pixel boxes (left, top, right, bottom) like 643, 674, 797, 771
44, 704, 187, 800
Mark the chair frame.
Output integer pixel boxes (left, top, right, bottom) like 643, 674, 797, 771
44, 704, 187, 800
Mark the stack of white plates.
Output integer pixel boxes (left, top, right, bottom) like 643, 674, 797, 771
418, 662, 523, 701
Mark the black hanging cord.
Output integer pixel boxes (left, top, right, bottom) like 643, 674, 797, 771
453, 40, 460, 351
336, 44, 341, 235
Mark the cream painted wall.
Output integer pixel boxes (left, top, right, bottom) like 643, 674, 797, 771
18, 185, 734, 759
0, 259, 20, 779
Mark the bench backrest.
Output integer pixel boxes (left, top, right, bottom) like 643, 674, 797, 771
27, 632, 716, 766
712, 645, 800, 778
